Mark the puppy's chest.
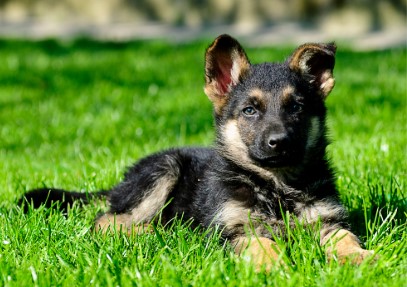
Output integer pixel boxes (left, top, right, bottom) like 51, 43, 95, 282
232, 183, 303, 219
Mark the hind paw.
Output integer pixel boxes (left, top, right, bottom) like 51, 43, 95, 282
335, 248, 377, 265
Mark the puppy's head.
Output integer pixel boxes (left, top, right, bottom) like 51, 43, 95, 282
204, 35, 336, 177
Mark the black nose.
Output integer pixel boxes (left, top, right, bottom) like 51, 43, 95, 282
268, 134, 287, 150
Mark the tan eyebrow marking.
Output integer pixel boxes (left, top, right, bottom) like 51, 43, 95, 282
281, 86, 295, 104
249, 88, 264, 100
248, 88, 266, 109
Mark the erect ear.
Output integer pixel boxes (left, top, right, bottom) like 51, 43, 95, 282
205, 34, 250, 113
288, 43, 336, 98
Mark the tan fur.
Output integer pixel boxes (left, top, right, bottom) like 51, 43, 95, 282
215, 200, 250, 229
230, 49, 250, 85
128, 173, 177, 223
204, 36, 250, 114
297, 198, 345, 224
204, 84, 228, 115
95, 213, 152, 234
249, 88, 264, 98
247, 88, 267, 111
289, 44, 324, 72
220, 119, 302, 185
95, 172, 177, 233
321, 229, 374, 264
220, 120, 286, 186
232, 236, 282, 272
95, 213, 131, 233
319, 71, 335, 97
248, 88, 265, 101
215, 198, 286, 241
216, 199, 267, 234
289, 43, 336, 98
297, 50, 314, 74
281, 85, 295, 105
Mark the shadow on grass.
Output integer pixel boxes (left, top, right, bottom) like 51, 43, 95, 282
348, 179, 406, 239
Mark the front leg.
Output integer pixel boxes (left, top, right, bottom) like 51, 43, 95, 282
321, 228, 374, 264
232, 236, 283, 272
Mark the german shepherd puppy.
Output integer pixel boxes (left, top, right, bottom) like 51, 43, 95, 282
20, 34, 374, 269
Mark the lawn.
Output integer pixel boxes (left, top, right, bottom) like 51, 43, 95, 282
0, 38, 406, 287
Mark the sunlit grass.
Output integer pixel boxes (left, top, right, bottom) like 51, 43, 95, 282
0, 39, 405, 286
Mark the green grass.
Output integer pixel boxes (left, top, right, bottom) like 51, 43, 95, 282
0, 38, 406, 286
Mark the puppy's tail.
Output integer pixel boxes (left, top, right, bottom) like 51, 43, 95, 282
18, 188, 109, 213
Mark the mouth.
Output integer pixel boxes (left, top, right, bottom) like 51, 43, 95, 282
251, 154, 289, 167
249, 151, 299, 168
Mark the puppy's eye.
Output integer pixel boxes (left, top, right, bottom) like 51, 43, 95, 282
290, 102, 303, 113
242, 106, 256, 116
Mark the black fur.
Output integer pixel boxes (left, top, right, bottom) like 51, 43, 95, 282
108, 147, 214, 221
18, 188, 108, 212
20, 35, 351, 248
